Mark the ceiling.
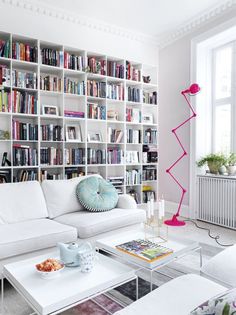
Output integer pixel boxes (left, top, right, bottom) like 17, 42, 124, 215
34, 0, 226, 38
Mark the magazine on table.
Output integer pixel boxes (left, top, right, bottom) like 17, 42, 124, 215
116, 239, 173, 262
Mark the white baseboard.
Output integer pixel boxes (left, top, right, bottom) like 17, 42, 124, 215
138, 201, 190, 218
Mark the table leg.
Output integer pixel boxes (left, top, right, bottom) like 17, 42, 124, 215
199, 247, 203, 269
1, 278, 4, 315
150, 270, 153, 292
136, 277, 139, 300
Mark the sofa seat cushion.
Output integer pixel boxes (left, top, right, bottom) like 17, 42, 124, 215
0, 219, 77, 260
54, 208, 146, 238
114, 274, 226, 315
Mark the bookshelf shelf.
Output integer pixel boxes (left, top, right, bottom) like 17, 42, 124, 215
0, 31, 158, 205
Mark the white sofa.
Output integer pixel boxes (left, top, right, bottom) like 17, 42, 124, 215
0, 175, 146, 276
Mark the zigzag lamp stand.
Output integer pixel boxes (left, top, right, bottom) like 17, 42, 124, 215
164, 83, 200, 227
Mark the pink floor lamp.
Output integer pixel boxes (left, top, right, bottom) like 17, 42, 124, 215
164, 83, 200, 227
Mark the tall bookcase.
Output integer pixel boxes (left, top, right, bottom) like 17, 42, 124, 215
0, 31, 158, 206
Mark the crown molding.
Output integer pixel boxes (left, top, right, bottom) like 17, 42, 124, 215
0, 0, 159, 47
158, 0, 236, 49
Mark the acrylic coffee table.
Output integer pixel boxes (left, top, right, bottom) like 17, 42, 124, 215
1, 252, 136, 315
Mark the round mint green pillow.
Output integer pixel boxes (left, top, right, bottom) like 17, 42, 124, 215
76, 176, 118, 212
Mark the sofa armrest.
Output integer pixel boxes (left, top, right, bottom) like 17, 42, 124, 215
117, 194, 137, 209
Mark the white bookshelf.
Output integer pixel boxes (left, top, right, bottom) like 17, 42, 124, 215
0, 31, 158, 205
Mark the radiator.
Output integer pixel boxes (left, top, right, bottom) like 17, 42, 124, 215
197, 175, 236, 229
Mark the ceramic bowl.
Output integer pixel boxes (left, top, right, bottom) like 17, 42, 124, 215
35, 260, 65, 279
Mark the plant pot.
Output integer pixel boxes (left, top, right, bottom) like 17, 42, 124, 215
226, 165, 236, 176
207, 161, 221, 174
219, 165, 227, 175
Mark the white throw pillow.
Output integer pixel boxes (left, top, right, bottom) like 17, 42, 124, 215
116, 194, 137, 209
0, 181, 48, 224
41, 174, 102, 218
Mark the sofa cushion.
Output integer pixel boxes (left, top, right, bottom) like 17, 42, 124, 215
54, 208, 146, 238
114, 274, 226, 315
76, 176, 118, 212
0, 181, 48, 224
201, 244, 236, 287
0, 219, 77, 260
41, 174, 102, 218
117, 194, 137, 209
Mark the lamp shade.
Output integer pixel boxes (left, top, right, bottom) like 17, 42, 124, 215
182, 83, 201, 96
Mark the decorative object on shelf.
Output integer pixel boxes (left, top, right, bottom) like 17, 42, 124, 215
65, 124, 82, 142
0, 130, 10, 140
42, 105, 59, 116
107, 110, 118, 121
197, 153, 226, 175
143, 113, 153, 125
0, 169, 11, 183
142, 75, 151, 83
87, 130, 103, 143
1, 152, 11, 167
165, 83, 200, 227
226, 153, 236, 176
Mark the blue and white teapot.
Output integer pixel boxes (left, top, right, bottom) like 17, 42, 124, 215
57, 242, 94, 268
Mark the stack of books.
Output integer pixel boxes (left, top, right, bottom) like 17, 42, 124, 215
87, 148, 106, 164
40, 170, 62, 181
143, 145, 158, 163
126, 151, 140, 164
126, 108, 141, 123
126, 129, 141, 144
87, 103, 106, 120
40, 124, 63, 141
13, 144, 37, 166
64, 110, 84, 118
0, 65, 11, 86
108, 128, 123, 143
107, 61, 124, 78
41, 48, 63, 67
107, 147, 123, 164
126, 61, 141, 81
12, 42, 37, 62
143, 91, 157, 105
87, 57, 106, 75
107, 176, 124, 187
106, 83, 124, 100
87, 80, 106, 98
65, 168, 85, 179
126, 87, 141, 102
12, 90, 37, 114
125, 169, 142, 185
142, 165, 157, 181
0, 39, 10, 58
12, 70, 37, 89
0, 90, 11, 112
40, 147, 63, 165
64, 78, 85, 95
12, 120, 38, 141
143, 128, 157, 144
14, 169, 38, 182
64, 148, 85, 165
64, 52, 85, 71
40, 75, 62, 92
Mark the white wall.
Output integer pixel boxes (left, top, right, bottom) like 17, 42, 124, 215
159, 8, 236, 212
0, 1, 158, 65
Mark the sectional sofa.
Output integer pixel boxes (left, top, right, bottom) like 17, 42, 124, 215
0, 174, 146, 277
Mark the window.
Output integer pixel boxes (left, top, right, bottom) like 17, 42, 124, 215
212, 44, 234, 154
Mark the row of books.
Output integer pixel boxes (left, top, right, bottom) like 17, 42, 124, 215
14, 169, 38, 182
64, 110, 85, 118
65, 168, 85, 179
40, 124, 63, 141
0, 65, 10, 86
0, 40, 10, 58
142, 189, 155, 203
107, 61, 124, 78
87, 80, 106, 98
13, 90, 37, 114
142, 166, 157, 181
87, 103, 106, 120
64, 148, 85, 165
64, 78, 85, 95
40, 75, 62, 92
40, 147, 63, 165
12, 120, 38, 140
0, 90, 11, 112
13, 145, 37, 166
64, 52, 85, 71
12, 42, 37, 63
106, 83, 124, 101
12, 70, 37, 89
143, 91, 157, 105
126, 151, 140, 164
107, 147, 123, 164
87, 148, 106, 164
126, 108, 141, 123
87, 57, 106, 75
41, 170, 63, 181
126, 61, 141, 81
126, 87, 141, 102
41, 48, 63, 67
143, 128, 157, 144
108, 128, 123, 143
125, 169, 142, 185
126, 129, 141, 144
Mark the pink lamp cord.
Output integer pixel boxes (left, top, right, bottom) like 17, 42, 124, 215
164, 84, 199, 226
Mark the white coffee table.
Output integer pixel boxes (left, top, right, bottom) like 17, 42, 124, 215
96, 230, 201, 292
1, 252, 136, 315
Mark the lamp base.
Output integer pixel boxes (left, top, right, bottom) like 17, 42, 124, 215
164, 215, 186, 227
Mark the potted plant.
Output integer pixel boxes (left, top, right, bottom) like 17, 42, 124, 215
226, 153, 236, 176
197, 153, 227, 175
